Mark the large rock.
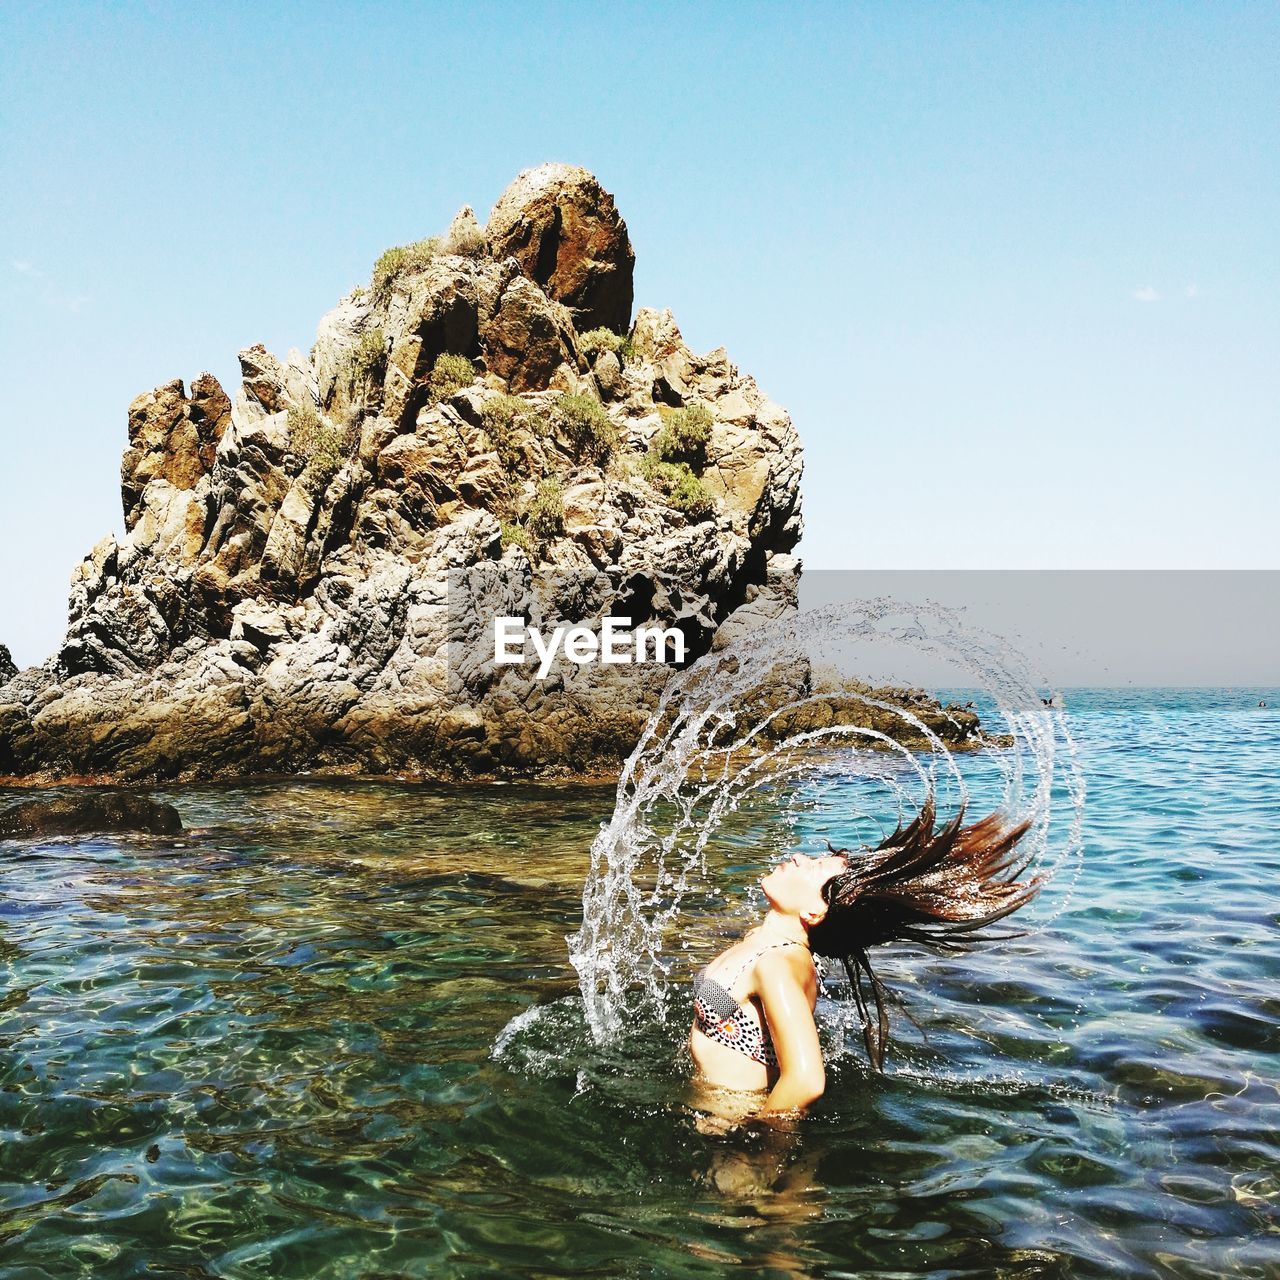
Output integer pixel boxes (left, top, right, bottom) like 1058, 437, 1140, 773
0, 645, 16, 684
0, 166, 806, 784
487, 163, 634, 334
483, 275, 578, 392
0, 792, 183, 838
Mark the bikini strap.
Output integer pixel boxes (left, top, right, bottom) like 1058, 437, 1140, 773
719, 937, 811, 988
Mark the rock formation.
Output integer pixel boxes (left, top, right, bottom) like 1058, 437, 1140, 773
0, 163, 806, 783
0, 793, 183, 838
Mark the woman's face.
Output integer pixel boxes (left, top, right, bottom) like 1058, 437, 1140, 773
760, 851, 849, 920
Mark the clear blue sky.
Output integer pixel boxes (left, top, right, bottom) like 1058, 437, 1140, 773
1, 2, 1276, 669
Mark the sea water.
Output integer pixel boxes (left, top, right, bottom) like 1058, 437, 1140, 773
0, 687, 1277, 1278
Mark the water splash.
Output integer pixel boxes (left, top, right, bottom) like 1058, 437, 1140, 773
567, 597, 1085, 1045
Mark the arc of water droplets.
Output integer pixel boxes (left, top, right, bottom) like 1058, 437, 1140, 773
568, 598, 1085, 1045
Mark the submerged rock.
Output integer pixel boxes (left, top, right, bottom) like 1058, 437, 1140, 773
0, 792, 183, 838
0, 165, 805, 784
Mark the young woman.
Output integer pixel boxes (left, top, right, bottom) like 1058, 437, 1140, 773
689, 799, 1038, 1117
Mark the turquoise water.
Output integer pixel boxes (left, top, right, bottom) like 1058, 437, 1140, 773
1, 688, 1277, 1278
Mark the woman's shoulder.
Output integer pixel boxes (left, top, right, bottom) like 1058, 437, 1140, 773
707, 928, 816, 978
752, 937, 817, 979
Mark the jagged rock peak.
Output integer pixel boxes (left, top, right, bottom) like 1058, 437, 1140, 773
120, 374, 233, 530
487, 163, 634, 334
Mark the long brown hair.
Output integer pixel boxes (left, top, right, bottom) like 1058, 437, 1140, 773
807, 797, 1040, 1070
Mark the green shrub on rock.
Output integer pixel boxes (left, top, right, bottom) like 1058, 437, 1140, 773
481, 395, 532, 471
525, 477, 564, 541
667, 463, 715, 519
309, 423, 357, 484
444, 224, 489, 258
653, 403, 713, 466
499, 520, 533, 554
427, 353, 476, 403
637, 401, 715, 518
639, 454, 715, 521
287, 401, 321, 454
287, 401, 357, 485
370, 236, 444, 305
553, 392, 617, 463
348, 327, 387, 391
578, 328, 627, 359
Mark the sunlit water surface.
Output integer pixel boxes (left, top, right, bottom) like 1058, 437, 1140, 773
1, 688, 1277, 1278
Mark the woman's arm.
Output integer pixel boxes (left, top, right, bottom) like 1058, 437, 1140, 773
754, 952, 825, 1116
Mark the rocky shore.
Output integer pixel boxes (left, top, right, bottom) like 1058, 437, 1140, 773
0, 164, 981, 787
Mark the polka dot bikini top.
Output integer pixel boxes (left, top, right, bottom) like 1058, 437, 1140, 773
692, 938, 821, 1068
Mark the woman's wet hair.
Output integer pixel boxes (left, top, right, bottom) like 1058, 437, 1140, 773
807, 797, 1039, 1071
